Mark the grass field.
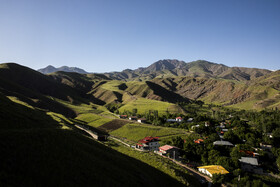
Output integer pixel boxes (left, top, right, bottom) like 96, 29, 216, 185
110, 123, 189, 142
118, 97, 182, 115
75, 113, 113, 127
101, 80, 125, 92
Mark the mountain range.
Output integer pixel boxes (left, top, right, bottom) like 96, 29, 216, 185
38, 65, 88, 74
34, 59, 280, 110
1, 60, 280, 186
103, 59, 272, 81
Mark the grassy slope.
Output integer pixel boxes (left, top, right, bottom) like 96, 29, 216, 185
110, 123, 189, 143
118, 97, 183, 115
0, 94, 187, 186
109, 142, 200, 186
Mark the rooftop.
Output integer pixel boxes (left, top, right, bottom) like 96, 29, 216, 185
198, 165, 229, 175
138, 136, 159, 144
159, 145, 179, 151
213, 140, 234, 146
239, 157, 258, 166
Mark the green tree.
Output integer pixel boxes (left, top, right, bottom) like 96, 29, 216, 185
208, 150, 220, 164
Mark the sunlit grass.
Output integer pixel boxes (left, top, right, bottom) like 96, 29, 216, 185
110, 123, 188, 142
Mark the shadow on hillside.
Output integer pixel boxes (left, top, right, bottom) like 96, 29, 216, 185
0, 128, 200, 186
0, 93, 62, 130
146, 81, 190, 103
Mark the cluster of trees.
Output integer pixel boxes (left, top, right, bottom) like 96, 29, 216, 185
116, 102, 280, 185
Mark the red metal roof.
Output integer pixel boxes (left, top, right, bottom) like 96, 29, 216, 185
138, 136, 159, 144
176, 117, 182, 119
239, 150, 255, 157
194, 139, 204, 144
159, 145, 178, 151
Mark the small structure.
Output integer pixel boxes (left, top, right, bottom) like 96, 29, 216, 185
187, 118, 193, 122
137, 118, 146, 123
213, 140, 234, 146
197, 165, 229, 177
239, 150, 256, 157
167, 119, 177, 122
158, 145, 180, 159
239, 157, 263, 174
191, 124, 200, 129
194, 139, 204, 144
136, 136, 160, 151
129, 116, 137, 120
120, 115, 127, 119
176, 117, 183, 122
260, 143, 272, 150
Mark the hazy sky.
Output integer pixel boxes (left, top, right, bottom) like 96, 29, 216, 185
0, 0, 280, 72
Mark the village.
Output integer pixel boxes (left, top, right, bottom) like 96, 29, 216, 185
76, 109, 280, 186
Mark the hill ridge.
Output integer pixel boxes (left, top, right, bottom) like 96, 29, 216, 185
38, 65, 88, 74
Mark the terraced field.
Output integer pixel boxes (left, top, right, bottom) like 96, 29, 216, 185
118, 97, 184, 115
110, 123, 189, 142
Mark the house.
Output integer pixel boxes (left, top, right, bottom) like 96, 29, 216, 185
191, 124, 200, 129
187, 118, 193, 122
239, 150, 256, 157
137, 118, 146, 123
176, 117, 183, 122
167, 119, 177, 122
218, 123, 226, 129
136, 136, 160, 151
120, 115, 127, 119
266, 133, 273, 138
197, 165, 229, 177
194, 139, 204, 144
158, 145, 180, 159
213, 140, 234, 146
260, 143, 272, 150
129, 116, 137, 120
239, 157, 263, 174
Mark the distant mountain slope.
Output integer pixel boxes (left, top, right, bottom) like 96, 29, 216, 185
105, 59, 271, 81
38, 65, 88, 74
0, 63, 90, 117
151, 70, 280, 110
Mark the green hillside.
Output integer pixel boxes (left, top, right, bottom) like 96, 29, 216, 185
0, 93, 190, 186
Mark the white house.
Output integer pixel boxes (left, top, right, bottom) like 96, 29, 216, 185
176, 117, 183, 122
136, 136, 160, 151
137, 118, 146, 123
158, 145, 180, 159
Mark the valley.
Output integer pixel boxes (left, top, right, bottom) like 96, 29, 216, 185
1, 61, 280, 186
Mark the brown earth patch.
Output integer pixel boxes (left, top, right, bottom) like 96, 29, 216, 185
98, 119, 130, 132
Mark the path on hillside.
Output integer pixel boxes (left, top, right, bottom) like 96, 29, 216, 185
75, 124, 99, 140
161, 155, 212, 183
108, 135, 131, 147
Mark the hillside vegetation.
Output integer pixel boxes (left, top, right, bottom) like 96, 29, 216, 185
1, 60, 280, 186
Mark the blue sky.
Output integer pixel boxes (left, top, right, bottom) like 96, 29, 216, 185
0, 0, 280, 72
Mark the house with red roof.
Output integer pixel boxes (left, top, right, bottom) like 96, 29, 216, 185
194, 139, 204, 144
120, 115, 127, 119
129, 116, 137, 120
176, 117, 183, 122
136, 136, 160, 151
158, 145, 180, 159
239, 150, 256, 157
